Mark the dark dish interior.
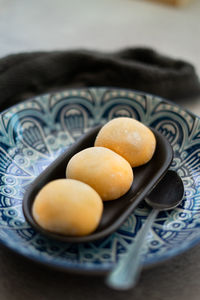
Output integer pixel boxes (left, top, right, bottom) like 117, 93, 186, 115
23, 125, 173, 243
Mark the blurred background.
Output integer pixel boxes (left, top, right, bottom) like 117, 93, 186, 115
0, 0, 199, 71
0, 0, 200, 112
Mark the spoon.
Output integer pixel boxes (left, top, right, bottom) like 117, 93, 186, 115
106, 170, 184, 290
23, 125, 173, 243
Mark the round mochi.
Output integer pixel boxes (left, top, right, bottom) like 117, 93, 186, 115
66, 147, 133, 201
94, 117, 156, 167
32, 179, 103, 236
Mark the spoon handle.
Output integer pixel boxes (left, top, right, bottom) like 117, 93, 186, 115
106, 207, 159, 290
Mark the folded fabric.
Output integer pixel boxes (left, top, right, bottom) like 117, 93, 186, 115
0, 47, 199, 111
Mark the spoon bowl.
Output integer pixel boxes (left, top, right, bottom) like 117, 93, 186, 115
23, 125, 173, 243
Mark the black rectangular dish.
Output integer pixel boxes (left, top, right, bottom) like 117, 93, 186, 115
23, 125, 173, 243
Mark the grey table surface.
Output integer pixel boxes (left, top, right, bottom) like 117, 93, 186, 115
0, 0, 200, 299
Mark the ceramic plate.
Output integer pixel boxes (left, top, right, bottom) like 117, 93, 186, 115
0, 87, 200, 274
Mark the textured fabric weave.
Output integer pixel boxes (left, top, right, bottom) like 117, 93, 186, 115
0, 48, 199, 111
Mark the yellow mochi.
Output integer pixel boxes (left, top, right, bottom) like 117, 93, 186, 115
32, 179, 103, 236
66, 147, 133, 201
95, 117, 156, 167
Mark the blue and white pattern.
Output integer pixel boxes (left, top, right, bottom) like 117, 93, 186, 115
0, 87, 200, 273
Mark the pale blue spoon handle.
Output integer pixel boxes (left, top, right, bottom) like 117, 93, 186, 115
106, 208, 159, 290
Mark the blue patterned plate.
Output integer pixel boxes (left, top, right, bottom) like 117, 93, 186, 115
0, 87, 200, 274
